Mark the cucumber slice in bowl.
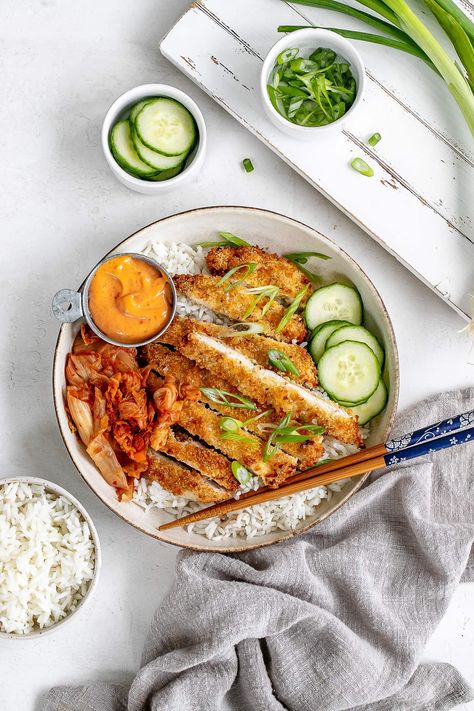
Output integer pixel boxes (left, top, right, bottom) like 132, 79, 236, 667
305, 283, 363, 331
129, 99, 153, 124
109, 120, 158, 177
308, 319, 352, 363
130, 123, 188, 170
318, 341, 381, 404
349, 380, 388, 425
325, 325, 384, 366
146, 165, 184, 181
135, 98, 197, 156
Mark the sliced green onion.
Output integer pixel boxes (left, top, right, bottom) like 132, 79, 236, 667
263, 413, 292, 461
267, 349, 301, 376
350, 157, 374, 177
242, 158, 254, 173
284, 251, 330, 264
218, 231, 251, 247
218, 322, 267, 337
231, 461, 252, 485
200, 387, 257, 410
275, 284, 309, 334
277, 47, 299, 64
273, 423, 325, 443
220, 417, 242, 433
217, 262, 258, 291
242, 285, 280, 319
368, 132, 382, 146
221, 431, 257, 446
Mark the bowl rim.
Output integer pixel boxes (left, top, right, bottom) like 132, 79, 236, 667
52, 205, 399, 553
260, 27, 366, 133
101, 82, 207, 190
0, 476, 101, 639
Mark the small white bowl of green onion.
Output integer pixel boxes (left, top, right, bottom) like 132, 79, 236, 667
101, 84, 207, 194
260, 28, 366, 137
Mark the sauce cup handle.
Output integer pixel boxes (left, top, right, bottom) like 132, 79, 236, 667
52, 289, 84, 323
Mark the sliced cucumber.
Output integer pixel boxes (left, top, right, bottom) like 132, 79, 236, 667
308, 320, 351, 363
305, 283, 363, 331
325, 325, 384, 366
131, 123, 188, 170
146, 165, 184, 181
129, 99, 154, 124
318, 341, 380, 404
109, 120, 158, 177
135, 98, 197, 156
349, 380, 388, 425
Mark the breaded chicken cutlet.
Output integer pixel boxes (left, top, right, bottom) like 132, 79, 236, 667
206, 245, 311, 303
173, 274, 307, 343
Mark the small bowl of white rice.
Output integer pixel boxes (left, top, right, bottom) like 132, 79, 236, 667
0, 477, 100, 638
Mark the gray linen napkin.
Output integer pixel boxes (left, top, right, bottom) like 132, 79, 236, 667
45, 388, 474, 711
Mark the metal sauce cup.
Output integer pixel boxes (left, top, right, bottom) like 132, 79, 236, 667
52, 252, 177, 348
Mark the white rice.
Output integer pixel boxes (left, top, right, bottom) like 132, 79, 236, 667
134, 242, 367, 541
0, 481, 96, 635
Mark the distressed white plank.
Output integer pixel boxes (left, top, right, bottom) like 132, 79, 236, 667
161, 0, 474, 319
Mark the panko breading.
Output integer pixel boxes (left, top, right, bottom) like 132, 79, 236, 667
146, 450, 230, 503
143, 342, 324, 467
154, 428, 238, 493
159, 318, 317, 387
206, 245, 311, 303
177, 400, 297, 488
164, 322, 361, 445
173, 274, 307, 343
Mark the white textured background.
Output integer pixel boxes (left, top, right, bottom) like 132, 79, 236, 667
0, 1, 472, 709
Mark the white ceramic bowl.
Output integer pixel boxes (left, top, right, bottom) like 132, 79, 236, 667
260, 28, 366, 138
53, 206, 399, 553
0, 476, 101, 639
101, 83, 207, 195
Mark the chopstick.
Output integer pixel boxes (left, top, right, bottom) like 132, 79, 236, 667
159, 412, 474, 531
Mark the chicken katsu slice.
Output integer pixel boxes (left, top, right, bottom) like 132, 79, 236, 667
144, 343, 324, 467
168, 324, 361, 445
154, 318, 316, 386
206, 245, 311, 303
177, 400, 297, 488
173, 274, 307, 344
146, 449, 230, 503
155, 428, 238, 493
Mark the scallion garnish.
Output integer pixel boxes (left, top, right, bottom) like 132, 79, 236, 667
219, 409, 274, 435
217, 262, 258, 291
242, 158, 254, 173
231, 461, 252, 485
194, 231, 252, 248
284, 251, 330, 263
218, 231, 251, 246
275, 284, 309, 334
368, 132, 381, 146
264, 413, 325, 460
242, 285, 280, 319
350, 157, 374, 177
221, 431, 257, 446
200, 387, 257, 410
267, 349, 301, 376
267, 46, 357, 127
263, 413, 292, 461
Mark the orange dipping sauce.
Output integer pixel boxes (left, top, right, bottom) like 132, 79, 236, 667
88, 255, 173, 344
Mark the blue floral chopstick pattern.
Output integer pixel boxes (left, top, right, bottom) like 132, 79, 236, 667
383, 424, 474, 466
385, 409, 474, 452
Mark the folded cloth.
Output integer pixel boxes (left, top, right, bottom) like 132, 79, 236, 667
45, 388, 474, 711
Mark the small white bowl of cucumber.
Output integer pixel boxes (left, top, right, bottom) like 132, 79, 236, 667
101, 84, 207, 194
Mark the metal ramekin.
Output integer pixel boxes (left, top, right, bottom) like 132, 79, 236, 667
52, 252, 177, 347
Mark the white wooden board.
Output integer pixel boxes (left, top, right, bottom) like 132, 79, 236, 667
161, 0, 474, 320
